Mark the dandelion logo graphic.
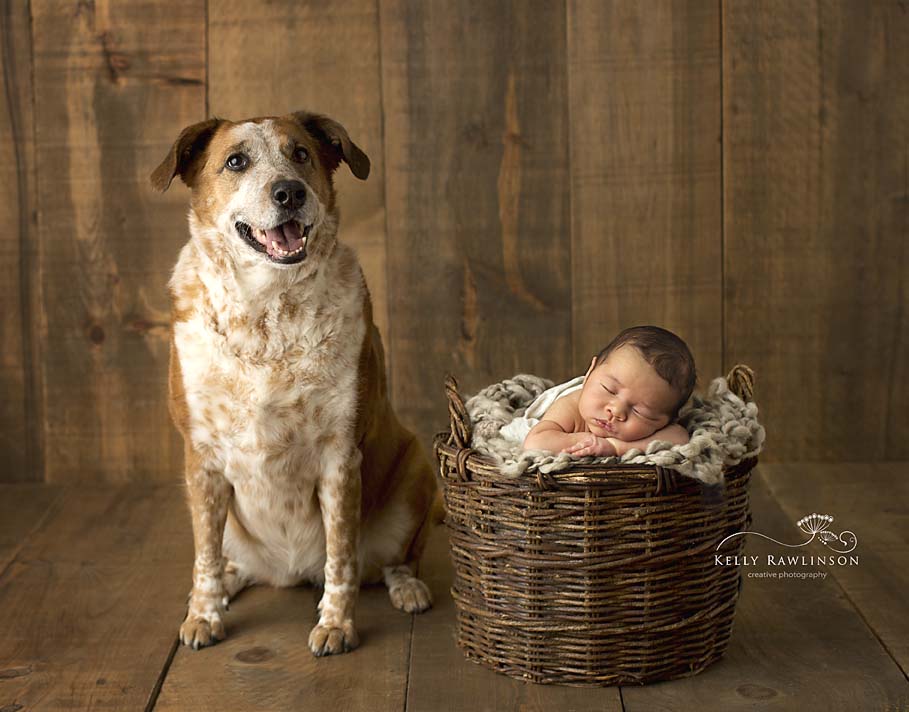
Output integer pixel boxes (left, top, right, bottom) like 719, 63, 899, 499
717, 512, 857, 553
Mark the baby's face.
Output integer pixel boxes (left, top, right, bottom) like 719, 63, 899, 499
578, 346, 679, 442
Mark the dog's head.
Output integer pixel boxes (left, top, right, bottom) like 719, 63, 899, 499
151, 111, 369, 268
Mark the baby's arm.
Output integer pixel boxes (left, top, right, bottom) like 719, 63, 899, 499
523, 397, 616, 456
607, 423, 689, 456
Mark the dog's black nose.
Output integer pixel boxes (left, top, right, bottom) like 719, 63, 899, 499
271, 180, 307, 210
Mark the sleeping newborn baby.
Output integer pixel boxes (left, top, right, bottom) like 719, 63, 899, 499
522, 325, 696, 457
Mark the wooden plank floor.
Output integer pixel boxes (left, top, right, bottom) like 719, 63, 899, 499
0, 464, 906, 711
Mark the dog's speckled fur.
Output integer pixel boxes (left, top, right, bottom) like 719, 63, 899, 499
153, 111, 440, 655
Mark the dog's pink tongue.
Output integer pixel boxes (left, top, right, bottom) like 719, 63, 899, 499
264, 221, 304, 258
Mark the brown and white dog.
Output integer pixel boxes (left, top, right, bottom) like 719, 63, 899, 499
151, 111, 440, 656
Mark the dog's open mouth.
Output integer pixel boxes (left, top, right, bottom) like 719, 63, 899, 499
235, 219, 313, 264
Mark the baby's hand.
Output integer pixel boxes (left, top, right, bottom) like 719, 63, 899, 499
561, 434, 617, 458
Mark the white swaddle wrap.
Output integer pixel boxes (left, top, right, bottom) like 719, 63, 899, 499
499, 376, 585, 443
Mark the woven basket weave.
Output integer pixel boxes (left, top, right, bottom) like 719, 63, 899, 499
433, 365, 757, 686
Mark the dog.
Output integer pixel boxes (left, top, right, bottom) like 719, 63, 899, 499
151, 110, 441, 656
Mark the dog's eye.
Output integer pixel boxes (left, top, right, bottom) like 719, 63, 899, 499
225, 153, 249, 171
293, 146, 309, 163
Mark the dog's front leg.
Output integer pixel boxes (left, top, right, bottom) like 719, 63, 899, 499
309, 448, 362, 656
180, 456, 232, 650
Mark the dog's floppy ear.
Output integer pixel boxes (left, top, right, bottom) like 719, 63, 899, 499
150, 118, 223, 192
293, 111, 370, 180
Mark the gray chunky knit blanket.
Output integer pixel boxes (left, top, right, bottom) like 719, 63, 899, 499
465, 373, 765, 485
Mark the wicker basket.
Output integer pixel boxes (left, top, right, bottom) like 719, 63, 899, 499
433, 366, 757, 686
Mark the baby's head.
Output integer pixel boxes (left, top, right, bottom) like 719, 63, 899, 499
579, 326, 696, 442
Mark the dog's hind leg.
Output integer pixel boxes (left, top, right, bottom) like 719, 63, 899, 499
381, 482, 439, 614
383, 564, 432, 613
382, 481, 441, 614
223, 560, 255, 602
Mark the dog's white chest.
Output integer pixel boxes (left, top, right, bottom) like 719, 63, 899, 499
173, 262, 365, 491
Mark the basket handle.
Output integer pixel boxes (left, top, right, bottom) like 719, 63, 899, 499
725, 364, 755, 402
444, 374, 473, 448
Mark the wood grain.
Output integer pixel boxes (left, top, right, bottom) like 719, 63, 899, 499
406, 523, 623, 711
0, 484, 61, 575
380, 0, 573, 448
622, 468, 909, 710
0, 0, 41, 482
154, 576, 412, 709
723, 1, 909, 461
760, 462, 909, 677
568, 0, 723, 384
0, 486, 193, 711
31, 0, 205, 483
208, 0, 389, 346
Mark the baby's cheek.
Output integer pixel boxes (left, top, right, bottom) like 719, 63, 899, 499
629, 422, 657, 441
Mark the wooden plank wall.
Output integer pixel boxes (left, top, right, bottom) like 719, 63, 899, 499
724, 0, 909, 461
0, 0, 40, 482
568, 0, 724, 382
0, 0, 906, 483
380, 0, 573, 431
30, 0, 205, 483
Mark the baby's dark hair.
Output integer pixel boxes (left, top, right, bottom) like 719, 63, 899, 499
594, 325, 697, 418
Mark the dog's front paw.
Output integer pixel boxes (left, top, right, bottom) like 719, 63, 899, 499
308, 619, 359, 657
180, 613, 226, 650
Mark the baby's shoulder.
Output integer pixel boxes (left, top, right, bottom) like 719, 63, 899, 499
542, 391, 584, 432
